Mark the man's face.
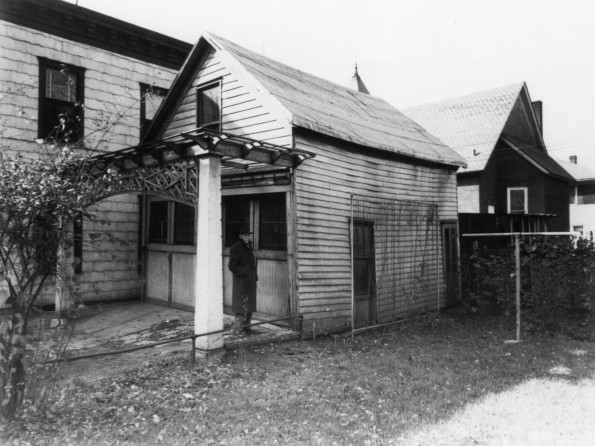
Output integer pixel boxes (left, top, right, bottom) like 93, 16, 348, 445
239, 233, 253, 245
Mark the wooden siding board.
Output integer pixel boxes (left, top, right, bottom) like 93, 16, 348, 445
294, 133, 457, 325
164, 50, 292, 147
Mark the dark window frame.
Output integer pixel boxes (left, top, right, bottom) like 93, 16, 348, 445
222, 193, 287, 251
148, 200, 169, 244
147, 200, 196, 246
507, 187, 528, 214
38, 57, 85, 142
140, 83, 168, 141
196, 80, 222, 132
173, 202, 196, 245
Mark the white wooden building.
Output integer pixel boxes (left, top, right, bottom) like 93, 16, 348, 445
557, 157, 595, 241
136, 33, 466, 334
0, 0, 191, 307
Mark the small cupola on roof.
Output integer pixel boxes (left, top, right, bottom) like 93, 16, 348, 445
348, 63, 370, 95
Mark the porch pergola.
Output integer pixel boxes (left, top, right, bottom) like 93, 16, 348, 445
88, 128, 315, 356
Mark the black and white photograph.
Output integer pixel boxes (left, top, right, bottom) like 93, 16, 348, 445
1, 0, 594, 444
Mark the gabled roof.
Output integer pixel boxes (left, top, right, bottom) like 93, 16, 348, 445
403, 83, 530, 172
148, 33, 466, 168
555, 158, 595, 182
503, 137, 574, 182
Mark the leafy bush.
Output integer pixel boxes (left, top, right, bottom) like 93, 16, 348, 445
462, 236, 595, 339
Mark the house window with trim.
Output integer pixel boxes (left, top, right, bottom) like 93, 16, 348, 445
38, 58, 85, 143
507, 187, 528, 214
140, 83, 167, 141
148, 200, 196, 245
196, 81, 221, 131
577, 183, 595, 204
223, 193, 287, 251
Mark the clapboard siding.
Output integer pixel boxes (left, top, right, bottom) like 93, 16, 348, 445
294, 133, 458, 330
0, 20, 179, 307
163, 50, 292, 147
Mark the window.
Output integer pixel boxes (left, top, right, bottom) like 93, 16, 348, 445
573, 226, 584, 235
148, 200, 196, 245
223, 193, 287, 250
259, 194, 287, 250
197, 81, 221, 131
507, 187, 528, 214
38, 58, 85, 142
223, 196, 251, 247
173, 202, 196, 245
148, 201, 169, 243
577, 183, 595, 205
140, 83, 167, 141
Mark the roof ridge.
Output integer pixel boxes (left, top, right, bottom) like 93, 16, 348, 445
403, 82, 525, 111
207, 32, 381, 101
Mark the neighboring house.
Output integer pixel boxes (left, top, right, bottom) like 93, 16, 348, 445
557, 156, 595, 241
404, 83, 573, 233
0, 0, 192, 306
129, 32, 467, 333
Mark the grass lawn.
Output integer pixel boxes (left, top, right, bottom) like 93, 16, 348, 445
2, 313, 594, 445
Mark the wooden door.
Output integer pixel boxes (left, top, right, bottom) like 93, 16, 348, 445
442, 222, 460, 305
222, 192, 290, 318
145, 199, 197, 309
353, 221, 376, 326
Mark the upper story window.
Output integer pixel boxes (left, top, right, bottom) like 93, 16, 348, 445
196, 81, 221, 131
140, 83, 167, 141
38, 58, 85, 143
577, 183, 595, 205
507, 187, 528, 214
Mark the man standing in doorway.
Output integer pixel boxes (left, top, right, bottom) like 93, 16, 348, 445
228, 233, 258, 337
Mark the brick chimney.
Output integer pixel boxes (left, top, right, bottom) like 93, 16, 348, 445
532, 101, 543, 133
569, 155, 577, 164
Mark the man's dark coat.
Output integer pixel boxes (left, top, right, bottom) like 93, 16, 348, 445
228, 239, 258, 313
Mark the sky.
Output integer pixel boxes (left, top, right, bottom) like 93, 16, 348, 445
70, 0, 595, 169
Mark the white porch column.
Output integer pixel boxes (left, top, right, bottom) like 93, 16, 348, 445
194, 153, 224, 355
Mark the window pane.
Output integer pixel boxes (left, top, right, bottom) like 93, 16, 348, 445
46, 69, 77, 102
223, 196, 251, 248
173, 202, 195, 245
509, 189, 526, 213
198, 84, 220, 129
259, 194, 287, 250
145, 90, 165, 121
148, 201, 168, 243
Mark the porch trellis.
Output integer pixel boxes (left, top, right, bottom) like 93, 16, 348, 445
87, 127, 315, 205
77, 127, 315, 355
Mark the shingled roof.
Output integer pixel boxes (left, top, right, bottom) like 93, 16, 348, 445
148, 33, 466, 168
555, 158, 595, 182
403, 83, 526, 172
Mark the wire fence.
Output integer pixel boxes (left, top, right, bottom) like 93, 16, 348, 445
351, 195, 442, 325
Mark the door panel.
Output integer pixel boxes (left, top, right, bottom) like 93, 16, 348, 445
353, 221, 376, 326
146, 250, 170, 301
223, 251, 289, 318
171, 253, 196, 307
